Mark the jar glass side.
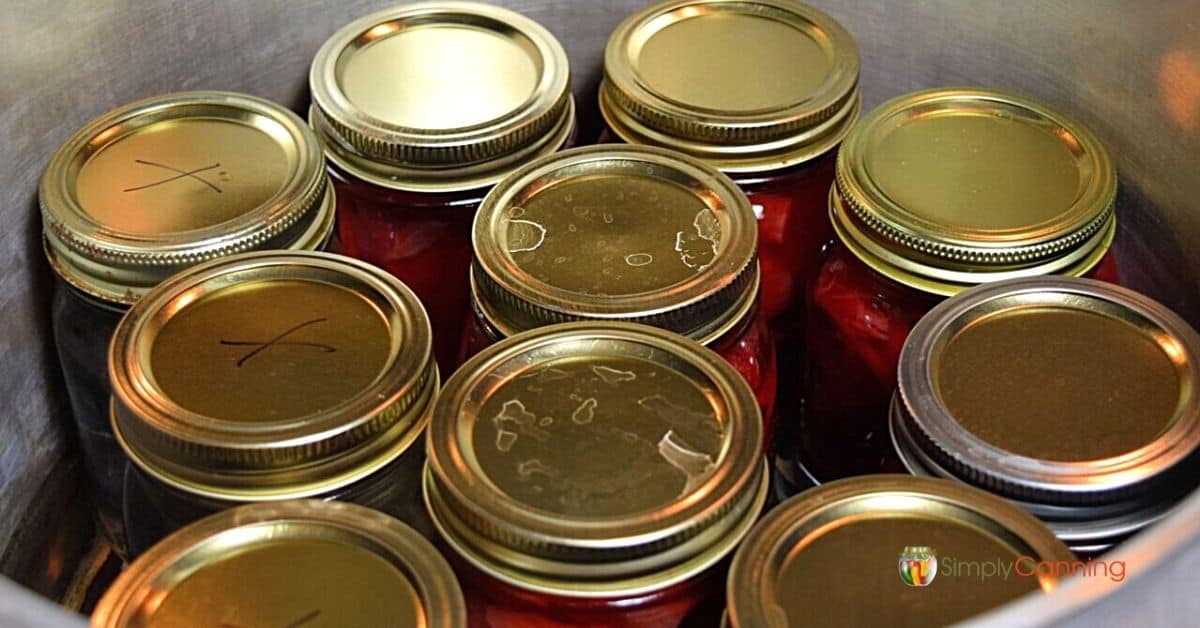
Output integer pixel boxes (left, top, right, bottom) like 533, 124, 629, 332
51, 278, 128, 557
449, 553, 724, 628
779, 239, 1123, 489
328, 164, 482, 375
123, 443, 431, 558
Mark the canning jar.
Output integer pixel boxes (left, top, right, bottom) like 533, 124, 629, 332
466, 145, 777, 430
39, 91, 335, 557
783, 88, 1121, 489
93, 501, 466, 628
600, 0, 861, 344
726, 476, 1075, 627
309, 1, 576, 374
426, 322, 767, 627
891, 277, 1200, 555
108, 252, 437, 557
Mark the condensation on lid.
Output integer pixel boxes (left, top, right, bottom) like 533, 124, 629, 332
471, 145, 758, 341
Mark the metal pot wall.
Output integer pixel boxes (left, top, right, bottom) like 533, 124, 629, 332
2, 1, 1198, 625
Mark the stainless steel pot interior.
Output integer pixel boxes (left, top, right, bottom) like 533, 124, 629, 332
2, 1, 1198, 626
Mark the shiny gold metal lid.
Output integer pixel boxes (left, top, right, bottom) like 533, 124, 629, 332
91, 500, 465, 628
833, 88, 1117, 295
110, 251, 437, 501
897, 277, 1200, 506
309, 1, 574, 192
471, 145, 759, 344
40, 91, 334, 306
726, 476, 1074, 628
601, 0, 860, 171
425, 322, 766, 596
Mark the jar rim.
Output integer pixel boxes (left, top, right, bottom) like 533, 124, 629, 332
425, 322, 765, 595
39, 91, 334, 305
308, 1, 574, 192
896, 277, 1200, 506
831, 87, 1117, 291
109, 251, 438, 501
601, 0, 861, 171
725, 476, 1074, 627
471, 144, 759, 337
92, 500, 465, 627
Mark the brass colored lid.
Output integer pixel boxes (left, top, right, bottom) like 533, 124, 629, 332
471, 145, 759, 344
425, 322, 766, 597
40, 91, 334, 306
897, 277, 1200, 506
110, 251, 437, 501
726, 476, 1074, 628
833, 88, 1117, 295
601, 0, 860, 171
309, 1, 574, 192
91, 501, 465, 628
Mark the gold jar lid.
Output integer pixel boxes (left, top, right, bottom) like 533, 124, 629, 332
40, 91, 334, 306
896, 277, 1200, 507
833, 88, 1117, 295
92, 500, 465, 628
110, 251, 437, 501
471, 145, 759, 344
600, 0, 860, 171
726, 476, 1074, 628
425, 322, 766, 597
309, 1, 575, 192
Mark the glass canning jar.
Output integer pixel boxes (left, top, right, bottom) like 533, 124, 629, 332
38, 91, 335, 558
309, 1, 576, 375
465, 145, 777, 432
891, 278, 1200, 556
726, 476, 1075, 627
108, 252, 437, 557
93, 501, 466, 628
599, 0, 861, 344
425, 323, 767, 627
782, 88, 1122, 489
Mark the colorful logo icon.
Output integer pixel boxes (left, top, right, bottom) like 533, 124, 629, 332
899, 546, 938, 586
